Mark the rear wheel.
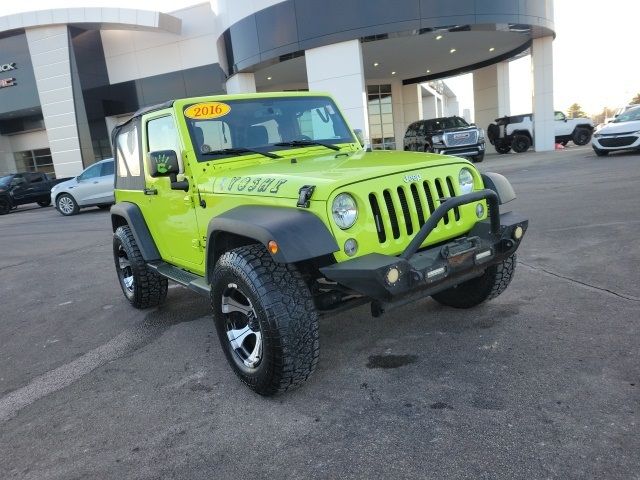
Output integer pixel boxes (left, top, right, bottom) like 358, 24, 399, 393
37, 200, 51, 207
56, 194, 79, 216
432, 254, 517, 309
211, 244, 319, 395
494, 139, 511, 154
572, 128, 592, 146
113, 225, 167, 309
511, 135, 531, 153
593, 147, 609, 157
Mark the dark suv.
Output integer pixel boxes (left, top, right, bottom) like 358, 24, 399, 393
404, 116, 485, 163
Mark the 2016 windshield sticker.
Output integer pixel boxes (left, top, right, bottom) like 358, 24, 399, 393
218, 177, 287, 194
184, 102, 231, 120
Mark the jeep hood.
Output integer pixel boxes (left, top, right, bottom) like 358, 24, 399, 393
208, 149, 470, 200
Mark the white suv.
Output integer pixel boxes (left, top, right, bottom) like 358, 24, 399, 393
592, 106, 640, 156
51, 158, 115, 216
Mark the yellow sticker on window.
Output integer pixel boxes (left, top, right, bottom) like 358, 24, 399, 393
184, 102, 231, 120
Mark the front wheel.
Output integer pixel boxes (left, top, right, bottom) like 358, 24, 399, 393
511, 135, 531, 153
0, 198, 11, 215
593, 147, 609, 157
211, 245, 319, 396
471, 153, 484, 163
573, 128, 592, 146
37, 200, 51, 207
494, 139, 511, 154
432, 254, 517, 309
56, 194, 79, 216
113, 225, 167, 309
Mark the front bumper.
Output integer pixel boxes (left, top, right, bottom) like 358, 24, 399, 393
320, 189, 527, 310
592, 133, 640, 151
433, 141, 485, 157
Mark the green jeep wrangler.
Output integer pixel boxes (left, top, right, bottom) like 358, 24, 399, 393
110, 92, 527, 395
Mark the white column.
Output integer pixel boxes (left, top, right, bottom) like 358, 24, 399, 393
532, 36, 555, 152
305, 40, 368, 141
0, 135, 16, 174
225, 73, 256, 94
473, 61, 510, 130
25, 26, 84, 178
402, 83, 423, 129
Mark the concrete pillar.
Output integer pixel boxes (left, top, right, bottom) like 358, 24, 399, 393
225, 73, 256, 94
532, 36, 555, 152
473, 61, 510, 131
25, 26, 84, 178
0, 135, 16, 174
305, 40, 368, 141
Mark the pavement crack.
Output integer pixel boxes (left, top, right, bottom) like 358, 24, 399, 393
519, 261, 640, 302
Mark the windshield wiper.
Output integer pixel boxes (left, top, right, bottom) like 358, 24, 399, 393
201, 148, 282, 159
274, 140, 341, 151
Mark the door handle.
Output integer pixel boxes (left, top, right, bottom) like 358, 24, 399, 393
144, 188, 158, 195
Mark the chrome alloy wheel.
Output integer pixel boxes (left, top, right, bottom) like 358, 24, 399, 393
222, 284, 262, 369
117, 244, 134, 294
58, 196, 75, 215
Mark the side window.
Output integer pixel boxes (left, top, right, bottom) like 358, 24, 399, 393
417, 123, 426, 136
116, 123, 141, 177
405, 124, 416, 137
147, 116, 179, 153
101, 160, 114, 176
78, 163, 102, 181
28, 173, 43, 183
555, 111, 566, 121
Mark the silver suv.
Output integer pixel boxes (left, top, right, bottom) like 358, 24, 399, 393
51, 158, 115, 216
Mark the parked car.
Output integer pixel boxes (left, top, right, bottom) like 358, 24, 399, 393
404, 116, 486, 163
51, 158, 115, 216
487, 111, 594, 154
592, 105, 640, 156
0, 172, 71, 215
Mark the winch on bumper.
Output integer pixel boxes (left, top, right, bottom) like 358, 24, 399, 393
319, 189, 527, 315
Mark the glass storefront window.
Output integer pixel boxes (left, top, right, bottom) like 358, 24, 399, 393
13, 148, 55, 177
367, 84, 396, 150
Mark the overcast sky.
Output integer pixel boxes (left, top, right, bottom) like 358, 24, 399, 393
2, 0, 639, 116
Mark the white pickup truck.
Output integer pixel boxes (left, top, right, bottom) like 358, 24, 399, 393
487, 111, 594, 154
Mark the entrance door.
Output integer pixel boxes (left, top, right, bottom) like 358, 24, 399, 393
140, 113, 202, 269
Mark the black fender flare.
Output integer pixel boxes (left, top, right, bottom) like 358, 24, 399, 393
110, 202, 161, 261
206, 205, 339, 277
481, 173, 516, 204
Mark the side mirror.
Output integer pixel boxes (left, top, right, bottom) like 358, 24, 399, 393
148, 150, 180, 178
353, 129, 365, 148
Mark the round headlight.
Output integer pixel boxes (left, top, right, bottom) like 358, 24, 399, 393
332, 193, 358, 230
458, 168, 474, 195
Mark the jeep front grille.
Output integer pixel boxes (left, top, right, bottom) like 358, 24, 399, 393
369, 177, 460, 244
445, 130, 478, 147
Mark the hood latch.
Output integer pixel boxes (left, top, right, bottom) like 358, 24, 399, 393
297, 185, 316, 208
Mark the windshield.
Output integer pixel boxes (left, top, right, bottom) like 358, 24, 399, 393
0, 175, 13, 187
183, 96, 355, 161
613, 107, 640, 123
426, 117, 469, 131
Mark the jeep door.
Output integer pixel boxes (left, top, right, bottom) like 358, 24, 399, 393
554, 111, 573, 136
141, 113, 203, 269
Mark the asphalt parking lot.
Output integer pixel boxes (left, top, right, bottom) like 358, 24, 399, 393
1, 145, 639, 479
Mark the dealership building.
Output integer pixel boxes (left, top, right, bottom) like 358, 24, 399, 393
0, 0, 555, 178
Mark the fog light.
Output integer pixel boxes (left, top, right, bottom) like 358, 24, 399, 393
386, 267, 400, 285
476, 203, 485, 218
344, 238, 358, 257
427, 266, 446, 279
513, 226, 524, 240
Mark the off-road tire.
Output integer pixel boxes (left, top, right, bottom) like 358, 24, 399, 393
37, 200, 51, 207
471, 153, 485, 163
572, 127, 592, 146
211, 244, 320, 396
0, 198, 11, 215
56, 193, 79, 216
495, 139, 511, 154
113, 225, 168, 309
593, 147, 609, 157
511, 135, 531, 153
431, 254, 517, 309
